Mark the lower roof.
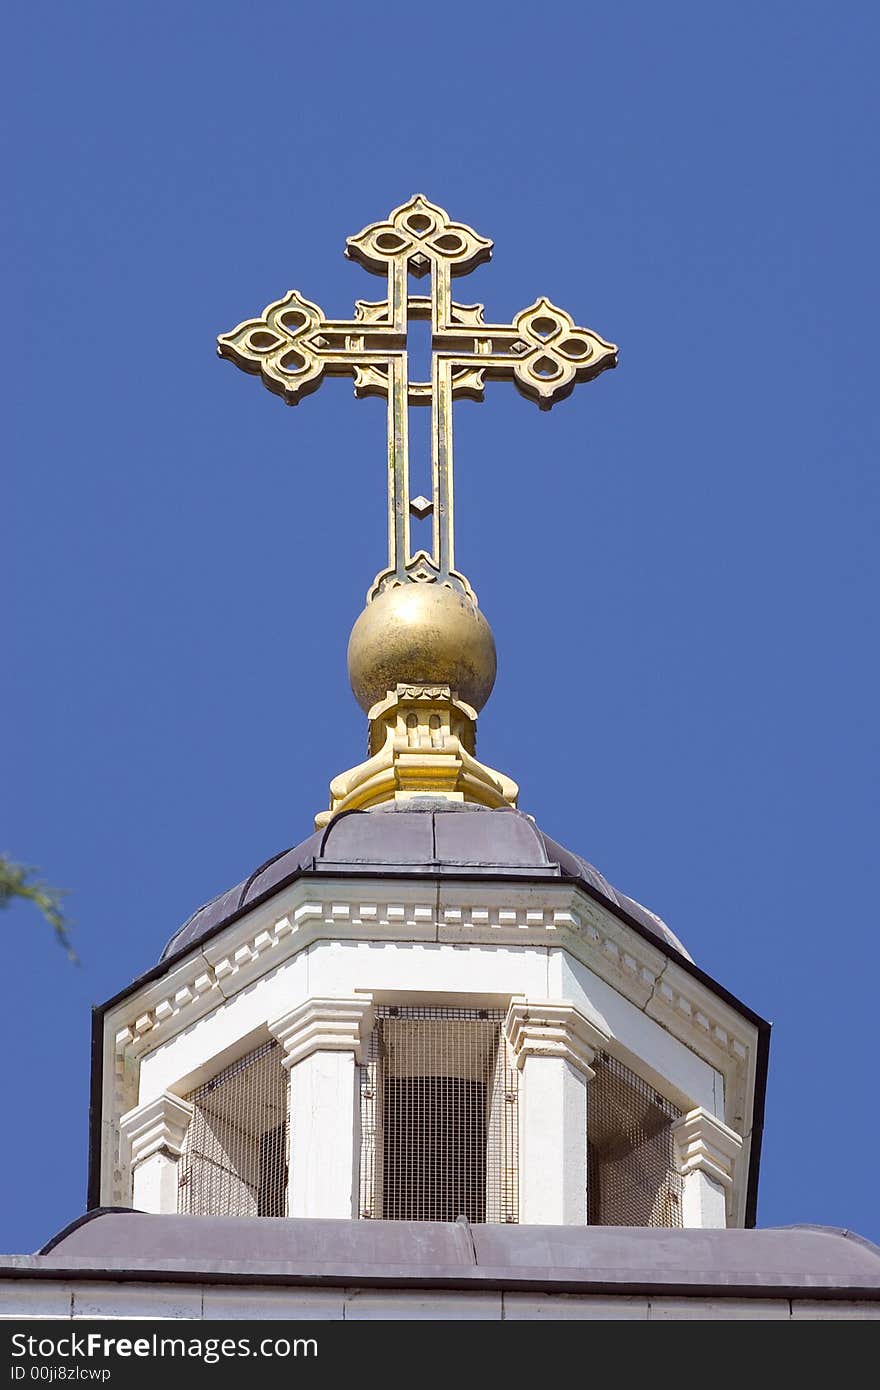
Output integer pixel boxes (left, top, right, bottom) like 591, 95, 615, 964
8, 1211, 879, 1301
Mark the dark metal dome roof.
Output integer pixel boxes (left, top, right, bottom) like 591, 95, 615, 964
161, 800, 691, 963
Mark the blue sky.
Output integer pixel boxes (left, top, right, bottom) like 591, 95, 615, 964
3, 3, 878, 1252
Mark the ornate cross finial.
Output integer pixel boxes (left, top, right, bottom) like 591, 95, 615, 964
218, 194, 617, 605
218, 196, 617, 826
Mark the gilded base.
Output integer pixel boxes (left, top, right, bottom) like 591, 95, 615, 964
315, 684, 517, 829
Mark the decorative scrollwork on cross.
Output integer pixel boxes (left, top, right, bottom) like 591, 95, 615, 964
218, 195, 617, 604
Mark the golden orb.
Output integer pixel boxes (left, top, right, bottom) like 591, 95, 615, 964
348, 582, 497, 714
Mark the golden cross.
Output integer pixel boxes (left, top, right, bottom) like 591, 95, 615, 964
218, 195, 617, 604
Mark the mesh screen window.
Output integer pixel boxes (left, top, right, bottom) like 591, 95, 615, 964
359, 1007, 519, 1224
179, 1039, 288, 1218
587, 1052, 682, 1227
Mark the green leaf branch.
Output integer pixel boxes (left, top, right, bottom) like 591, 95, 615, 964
0, 854, 77, 962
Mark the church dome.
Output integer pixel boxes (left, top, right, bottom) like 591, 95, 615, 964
160, 801, 691, 964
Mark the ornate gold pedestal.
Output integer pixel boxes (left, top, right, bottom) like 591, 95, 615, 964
315, 684, 517, 829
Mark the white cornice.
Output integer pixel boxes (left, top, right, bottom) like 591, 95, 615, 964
505, 1001, 610, 1079
269, 996, 376, 1069
105, 877, 756, 1119
672, 1106, 743, 1190
119, 1092, 193, 1168
107, 878, 676, 1061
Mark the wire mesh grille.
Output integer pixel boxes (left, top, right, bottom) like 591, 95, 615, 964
359, 1007, 519, 1224
587, 1052, 682, 1227
179, 1039, 288, 1218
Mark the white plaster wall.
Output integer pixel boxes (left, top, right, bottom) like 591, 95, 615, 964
519, 1055, 588, 1224
304, 937, 548, 1001
288, 1049, 359, 1218
0, 1281, 876, 1319
138, 950, 309, 1102
137, 940, 547, 1105
551, 950, 723, 1115
131, 1152, 180, 1215
137, 937, 717, 1125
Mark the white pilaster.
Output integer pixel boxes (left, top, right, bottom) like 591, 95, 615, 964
505, 1001, 610, 1226
119, 1092, 193, 1215
269, 995, 375, 1219
672, 1106, 743, 1229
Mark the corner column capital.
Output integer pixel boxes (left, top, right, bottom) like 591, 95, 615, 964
672, 1106, 743, 1190
119, 1092, 194, 1168
268, 994, 375, 1069
504, 1000, 610, 1080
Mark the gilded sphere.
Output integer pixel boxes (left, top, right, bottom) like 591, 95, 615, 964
348, 582, 497, 713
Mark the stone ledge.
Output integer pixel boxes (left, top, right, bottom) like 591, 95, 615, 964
269, 995, 376, 1069
505, 1000, 610, 1079
119, 1092, 193, 1167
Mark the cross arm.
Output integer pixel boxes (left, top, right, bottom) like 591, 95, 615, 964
433, 296, 618, 410
217, 289, 407, 405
